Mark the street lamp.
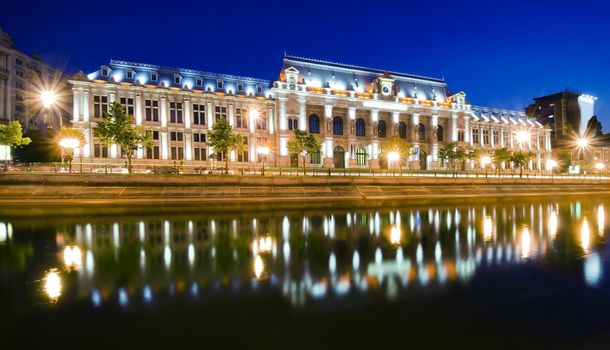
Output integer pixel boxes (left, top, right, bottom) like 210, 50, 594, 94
596, 162, 604, 179
387, 151, 400, 176
547, 159, 558, 178
577, 137, 590, 149
481, 156, 491, 178
40, 90, 57, 109
257, 146, 270, 176
515, 131, 530, 148
59, 137, 80, 173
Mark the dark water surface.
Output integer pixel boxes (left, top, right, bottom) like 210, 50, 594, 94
2, 197, 610, 349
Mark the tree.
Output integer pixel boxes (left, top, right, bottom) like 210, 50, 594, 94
509, 151, 534, 178
287, 129, 321, 174
381, 136, 412, 169
492, 147, 512, 174
0, 121, 31, 169
558, 151, 571, 173
208, 118, 243, 174
465, 146, 481, 170
93, 102, 152, 174
438, 142, 466, 176
55, 127, 86, 173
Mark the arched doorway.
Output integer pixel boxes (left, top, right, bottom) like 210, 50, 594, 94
419, 149, 427, 170
334, 146, 345, 168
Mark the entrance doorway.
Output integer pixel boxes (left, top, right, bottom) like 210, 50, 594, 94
333, 146, 345, 168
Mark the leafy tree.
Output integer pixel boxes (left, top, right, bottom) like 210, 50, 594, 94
509, 151, 534, 178
465, 146, 481, 171
492, 147, 512, 174
93, 102, 152, 174
0, 121, 31, 169
208, 118, 243, 174
287, 129, 321, 174
557, 151, 571, 173
438, 142, 466, 176
56, 127, 86, 173
13, 130, 59, 163
381, 136, 412, 169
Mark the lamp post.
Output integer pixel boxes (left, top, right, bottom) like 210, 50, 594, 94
595, 162, 604, 180
387, 151, 400, 176
481, 156, 491, 178
547, 159, 557, 178
257, 146, 270, 176
59, 137, 79, 173
575, 136, 590, 174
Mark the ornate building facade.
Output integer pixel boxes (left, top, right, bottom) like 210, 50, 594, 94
69, 55, 552, 170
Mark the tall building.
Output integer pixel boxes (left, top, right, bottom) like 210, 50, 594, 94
69, 54, 552, 170
0, 27, 69, 131
526, 90, 596, 144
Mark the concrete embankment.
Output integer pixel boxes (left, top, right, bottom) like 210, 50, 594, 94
0, 174, 608, 207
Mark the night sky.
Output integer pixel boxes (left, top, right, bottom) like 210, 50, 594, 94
3, 0, 610, 129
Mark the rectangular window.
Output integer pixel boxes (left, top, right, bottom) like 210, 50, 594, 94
174, 76, 181, 84
235, 108, 247, 129
170, 132, 176, 141
94, 144, 109, 158
145, 99, 159, 122
151, 72, 158, 81
457, 130, 465, 142
482, 129, 490, 145
171, 147, 184, 160
193, 104, 206, 125
196, 78, 202, 87
492, 130, 499, 145
177, 132, 183, 142
217, 80, 224, 90
237, 83, 244, 92
153, 146, 159, 159
170, 101, 183, 123
237, 137, 248, 162
120, 97, 134, 115
153, 131, 159, 140
200, 133, 206, 143
93, 95, 109, 119
194, 148, 207, 161
194, 134, 199, 143
256, 116, 267, 130
101, 67, 108, 76
471, 128, 479, 144
215, 106, 227, 121
256, 84, 262, 94
126, 70, 133, 79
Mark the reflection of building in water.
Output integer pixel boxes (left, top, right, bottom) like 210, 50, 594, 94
25, 202, 607, 306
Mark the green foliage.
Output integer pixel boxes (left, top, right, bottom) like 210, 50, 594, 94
93, 102, 152, 173
438, 142, 466, 174
509, 151, 534, 178
13, 130, 59, 162
0, 121, 31, 147
56, 127, 86, 172
287, 129, 321, 170
381, 136, 412, 163
208, 118, 243, 174
492, 147, 512, 172
558, 151, 571, 173
465, 146, 481, 161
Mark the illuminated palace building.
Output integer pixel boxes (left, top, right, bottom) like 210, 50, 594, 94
70, 55, 552, 170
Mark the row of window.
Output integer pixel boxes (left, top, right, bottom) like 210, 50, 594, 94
100, 67, 264, 93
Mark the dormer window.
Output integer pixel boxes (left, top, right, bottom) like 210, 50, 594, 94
151, 71, 158, 81
126, 69, 134, 79
217, 80, 224, 90
196, 78, 203, 87
101, 66, 109, 76
256, 84, 262, 94
174, 74, 182, 85
237, 83, 244, 92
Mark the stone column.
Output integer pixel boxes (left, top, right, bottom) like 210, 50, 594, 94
267, 105, 274, 135
451, 113, 458, 142
160, 96, 168, 127
228, 102, 234, 127
298, 99, 307, 131
72, 88, 80, 122
206, 101, 214, 128
184, 97, 191, 129
348, 106, 357, 167
82, 90, 89, 122
369, 109, 379, 169
464, 115, 470, 143
135, 93, 143, 125
431, 114, 439, 166
411, 113, 420, 167
278, 97, 287, 131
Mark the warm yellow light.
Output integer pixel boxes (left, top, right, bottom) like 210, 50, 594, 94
480, 156, 491, 166
257, 146, 270, 156
598, 204, 605, 237
390, 225, 401, 245
59, 137, 79, 149
483, 216, 493, 241
40, 90, 57, 108
595, 163, 604, 170
521, 227, 531, 258
581, 218, 590, 253
387, 151, 400, 162
249, 109, 260, 120
63, 246, 82, 269
254, 255, 264, 279
576, 137, 589, 148
515, 131, 530, 144
256, 236, 273, 253
549, 210, 558, 240
547, 160, 558, 169
44, 269, 62, 301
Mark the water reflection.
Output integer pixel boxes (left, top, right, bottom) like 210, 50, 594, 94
3, 198, 609, 311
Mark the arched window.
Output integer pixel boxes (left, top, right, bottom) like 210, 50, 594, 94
378, 120, 387, 138
309, 114, 320, 134
437, 125, 443, 141
288, 119, 293, 130
399, 122, 407, 139
356, 118, 365, 137
418, 123, 426, 141
333, 116, 343, 135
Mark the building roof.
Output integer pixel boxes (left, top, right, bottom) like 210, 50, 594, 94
471, 106, 544, 128
279, 54, 449, 102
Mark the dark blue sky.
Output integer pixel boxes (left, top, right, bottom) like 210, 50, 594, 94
3, 0, 610, 128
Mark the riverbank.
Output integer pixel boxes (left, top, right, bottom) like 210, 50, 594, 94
0, 173, 608, 210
